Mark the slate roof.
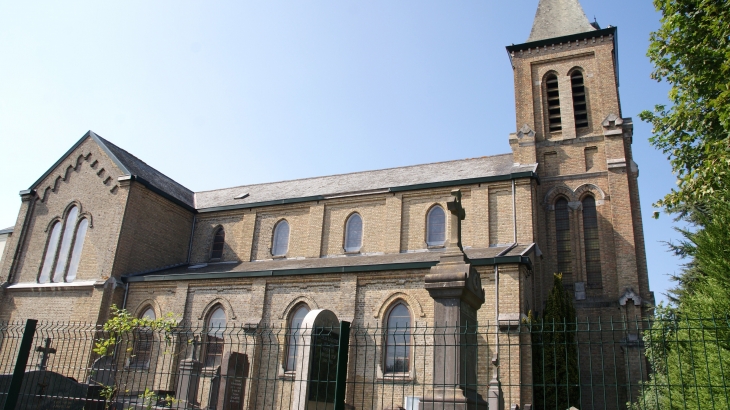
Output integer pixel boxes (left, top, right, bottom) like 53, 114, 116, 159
195, 154, 535, 210
528, 0, 596, 42
92, 133, 195, 208
0, 227, 13, 235
125, 244, 535, 282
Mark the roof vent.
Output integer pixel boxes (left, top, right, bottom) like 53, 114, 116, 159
234, 193, 250, 200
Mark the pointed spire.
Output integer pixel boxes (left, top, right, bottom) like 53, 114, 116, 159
527, 0, 596, 42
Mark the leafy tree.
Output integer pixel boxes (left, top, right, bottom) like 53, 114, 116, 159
639, 0, 730, 214
632, 201, 730, 409
531, 274, 580, 410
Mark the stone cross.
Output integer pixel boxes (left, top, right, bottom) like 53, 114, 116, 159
447, 189, 466, 251
188, 335, 202, 361
35, 337, 56, 371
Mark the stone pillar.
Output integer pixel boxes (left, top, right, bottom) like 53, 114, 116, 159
176, 337, 203, 409
421, 191, 487, 410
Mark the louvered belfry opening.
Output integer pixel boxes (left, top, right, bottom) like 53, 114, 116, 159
571, 71, 589, 129
545, 73, 562, 132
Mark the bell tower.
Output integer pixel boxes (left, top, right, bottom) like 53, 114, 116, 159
507, 0, 652, 318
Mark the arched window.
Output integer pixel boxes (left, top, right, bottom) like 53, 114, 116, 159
66, 218, 88, 282
545, 73, 562, 132
204, 307, 226, 368
53, 206, 79, 283
344, 213, 363, 252
582, 196, 601, 286
286, 304, 310, 372
38, 221, 62, 284
385, 303, 411, 373
211, 227, 225, 260
426, 206, 446, 246
129, 307, 156, 368
272, 220, 290, 257
571, 71, 589, 130
555, 198, 572, 276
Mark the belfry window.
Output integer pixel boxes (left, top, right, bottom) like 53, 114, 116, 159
582, 196, 601, 286
38, 205, 89, 284
385, 303, 411, 373
211, 227, 225, 260
571, 71, 589, 129
555, 198, 572, 276
286, 304, 310, 371
426, 206, 446, 246
344, 213, 363, 252
545, 73, 562, 132
272, 220, 290, 257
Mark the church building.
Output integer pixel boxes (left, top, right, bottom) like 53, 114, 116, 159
0, 0, 652, 408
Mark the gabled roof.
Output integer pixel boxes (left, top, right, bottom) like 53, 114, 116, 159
527, 0, 596, 42
30, 131, 195, 209
195, 155, 537, 211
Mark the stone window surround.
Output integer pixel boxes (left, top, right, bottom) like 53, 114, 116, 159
343, 212, 363, 254
37, 202, 93, 284
377, 300, 415, 383
279, 301, 311, 380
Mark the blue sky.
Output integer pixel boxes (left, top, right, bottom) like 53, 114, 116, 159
0, 1, 681, 304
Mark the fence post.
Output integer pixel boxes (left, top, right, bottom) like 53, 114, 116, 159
333, 320, 350, 410
3, 319, 37, 410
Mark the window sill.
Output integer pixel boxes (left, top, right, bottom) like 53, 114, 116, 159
426, 244, 445, 249
6, 280, 98, 292
279, 371, 296, 381
343, 250, 361, 255
272, 255, 287, 260
377, 373, 414, 383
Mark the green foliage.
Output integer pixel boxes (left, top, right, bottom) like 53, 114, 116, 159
93, 305, 177, 357
639, 0, 730, 213
532, 274, 580, 410
92, 305, 178, 409
632, 200, 730, 409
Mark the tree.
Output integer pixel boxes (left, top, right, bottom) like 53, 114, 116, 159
531, 274, 580, 410
639, 0, 730, 215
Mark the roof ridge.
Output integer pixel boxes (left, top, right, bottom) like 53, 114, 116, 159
194, 153, 514, 195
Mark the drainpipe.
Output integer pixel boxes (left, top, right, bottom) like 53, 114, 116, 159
489, 179, 519, 409
186, 214, 197, 264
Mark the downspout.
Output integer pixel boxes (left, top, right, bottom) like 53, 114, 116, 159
186, 214, 197, 264
489, 179, 518, 408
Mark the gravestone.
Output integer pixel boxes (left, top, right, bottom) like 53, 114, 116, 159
175, 336, 203, 409
291, 309, 340, 410
0, 370, 88, 410
216, 352, 249, 410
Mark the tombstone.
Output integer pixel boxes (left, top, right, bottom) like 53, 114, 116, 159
0, 370, 88, 410
216, 352, 250, 410
291, 309, 340, 410
176, 336, 203, 409
88, 356, 116, 387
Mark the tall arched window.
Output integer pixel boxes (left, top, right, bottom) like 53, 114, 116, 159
39, 205, 89, 284
555, 198, 572, 276
53, 206, 79, 283
211, 227, 225, 260
582, 196, 601, 286
204, 307, 226, 368
545, 73, 562, 132
272, 220, 290, 257
66, 218, 88, 282
286, 304, 310, 371
426, 206, 446, 246
344, 213, 363, 252
38, 221, 62, 284
130, 307, 156, 368
385, 303, 411, 373
571, 71, 589, 130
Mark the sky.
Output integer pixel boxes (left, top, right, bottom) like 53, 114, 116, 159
0, 1, 681, 304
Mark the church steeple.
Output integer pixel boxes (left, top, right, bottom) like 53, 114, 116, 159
527, 0, 596, 42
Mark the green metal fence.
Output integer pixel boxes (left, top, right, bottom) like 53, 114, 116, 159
0, 316, 726, 410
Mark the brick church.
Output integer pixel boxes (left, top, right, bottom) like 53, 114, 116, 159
0, 0, 652, 408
